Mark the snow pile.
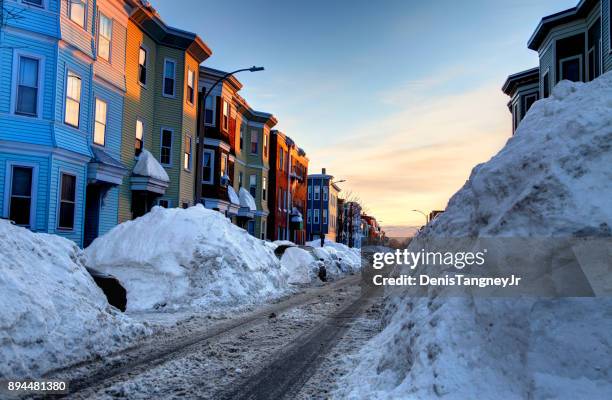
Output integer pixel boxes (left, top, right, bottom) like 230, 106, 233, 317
280, 247, 320, 284
133, 149, 169, 182
0, 221, 149, 379
337, 74, 612, 399
307, 239, 362, 276
85, 205, 288, 312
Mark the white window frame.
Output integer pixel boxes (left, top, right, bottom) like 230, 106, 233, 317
157, 198, 172, 208
541, 68, 550, 98
263, 133, 268, 158
222, 99, 229, 131
323, 209, 328, 224
159, 127, 174, 166
314, 209, 320, 224
68, 0, 87, 29
314, 185, 320, 200
93, 97, 107, 146
262, 176, 267, 201
186, 68, 195, 105
162, 58, 177, 98
183, 135, 192, 171
3, 161, 39, 228
559, 54, 583, 82
220, 152, 228, 180
249, 174, 257, 197
11, 51, 45, 119
261, 221, 266, 240
97, 12, 112, 62
64, 70, 82, 128
201, 149, 215, 184
307, 209, 312, 224
308, 185, 311, 200
57, 171, 77, 231
323, 186, 328, 201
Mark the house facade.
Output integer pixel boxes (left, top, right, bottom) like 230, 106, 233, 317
0, 0, 139, 246
306, 168, 340, 242
267, 130, 308, 244
338, 201, 362, 248
118, 3, 210, 223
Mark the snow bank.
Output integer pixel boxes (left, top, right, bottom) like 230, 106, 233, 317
307, 239, 362, 276
337, 74, 612, 399
85, 205, 288, 312
133, 149, 169, 182
0, 221, 148, 379
280, 247, 319, 284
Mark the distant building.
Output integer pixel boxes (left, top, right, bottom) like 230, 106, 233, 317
306, 169, 340, 242
502, 68, 540, 134
342, 201, 362, 248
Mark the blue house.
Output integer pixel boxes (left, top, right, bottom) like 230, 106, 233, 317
306, 168, 341, 242
0, 0, 135, 246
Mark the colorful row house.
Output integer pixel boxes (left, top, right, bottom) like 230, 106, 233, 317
197, 67, 278, 240
504, 0, 612, 133
267, 130, 309, 244
0, 0, 209, 246
306, 168, 341, 242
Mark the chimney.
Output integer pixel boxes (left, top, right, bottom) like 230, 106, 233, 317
322, 168, 326, 175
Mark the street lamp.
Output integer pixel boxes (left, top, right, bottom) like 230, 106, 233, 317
195, 66, 265, 203
411, 209, 428, 226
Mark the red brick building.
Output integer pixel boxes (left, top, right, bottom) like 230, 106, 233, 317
268, 130, 308, 243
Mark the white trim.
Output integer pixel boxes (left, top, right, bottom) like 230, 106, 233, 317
204, 94, 216, 126
162, 57, 177, 98
138, 43, 150, 89
63, 69, 82, 129
202, 148, 215, 184
67, 0, 88, 30
92, 96, 107, 147
159, 126, 174, 167
3, 161, 39, 229
96, 11, 113, 63
203, 138, 230, 152
11, 50, 45, 119
134, 117, 145, 158
541, 67, 551, 98
183, 134, 193, 172
559, 54, 583, 81
0, 140, 91, 163
186, 68, 195, 106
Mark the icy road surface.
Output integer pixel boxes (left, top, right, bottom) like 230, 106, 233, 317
48, 274, 381, 399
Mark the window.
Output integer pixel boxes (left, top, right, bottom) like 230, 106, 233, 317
157, 199, 170, 208
160, 129, 172, 165
522, 93, 538, 118
15, 56, 39, 116
202, 149, 214, 184
261, 221, 266, 240
314, 209, 319, 224
135, 119, 143, 156
93, 98, 107, 146
222, 100, 229, 131
220, 153, 228, 180
308, 185, 312, 200
262, 176, 267, 201
138, 47, 147, 85
23, 0, 43, 7
279, 149, 284, 171
163, 59, 176, 97
238, 171, 243, 188
323, 186, 328, 201
98, 13, 112, 62
250, 130, 258, 154
239, 124, 244, 150
64, 72, 81, 127
278, 189, 282, 210
183, 135, 192, 170
58, 173, 76, 230
69, 0, 86, 28
9, 166, 33, 226
249, 175, 257, 198
560, 56, 581, 82
307, 209, 312, 224
263, 133, 268, 158
323, 209, 328, 224
314, 185, 320, 200
587, 18, 601, 82
543, 71, 550, 98
186, 69, 195, 104
182, 202, 189, 209
204, 96, 214, 125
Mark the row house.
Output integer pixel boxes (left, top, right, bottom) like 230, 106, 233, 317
118, 3, 210, 223
0, 0, 209, 246
196, 67, 277, 239
267, 130, 309, 244
306, 168, 340, 242
338, 201, 362, 249
504, 0, 612, 132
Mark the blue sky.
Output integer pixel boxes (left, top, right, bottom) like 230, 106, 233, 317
152, 0, 577, 233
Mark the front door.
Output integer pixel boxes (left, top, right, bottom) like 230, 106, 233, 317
84, 185, 101, 247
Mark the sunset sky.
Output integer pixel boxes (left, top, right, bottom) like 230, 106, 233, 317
152, 0, 576, 235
